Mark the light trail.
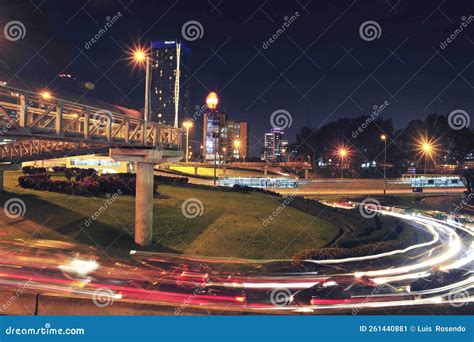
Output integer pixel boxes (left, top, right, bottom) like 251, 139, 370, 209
0, 204, 471, 314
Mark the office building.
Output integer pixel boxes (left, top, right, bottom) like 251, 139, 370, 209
150, 41, 190, 127
203, 112, 248, 162
263, 128, 287, 161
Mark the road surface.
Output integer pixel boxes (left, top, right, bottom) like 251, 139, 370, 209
0, 204, 471, 314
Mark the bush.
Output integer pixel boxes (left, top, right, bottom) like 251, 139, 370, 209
51, 166, 66, 173
18, 172, 158, 197
154, 175, 189, 185
292, 240, 406, 265
18, 175, 100, 196
22, 166, 47, 175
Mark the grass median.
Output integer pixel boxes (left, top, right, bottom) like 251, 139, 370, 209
0, 171, 339, 259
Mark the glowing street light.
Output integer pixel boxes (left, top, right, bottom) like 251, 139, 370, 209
381, 134, 387, 195
206, 92, 219, 110
336, 145, 350, 179
417, 137, 436, 175
133, 50, 146, 63
183, 120, 193, 163
40, 90, 52, 100
130, 47, 151, 124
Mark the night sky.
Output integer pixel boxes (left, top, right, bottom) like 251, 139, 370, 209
0, 0, 473, 157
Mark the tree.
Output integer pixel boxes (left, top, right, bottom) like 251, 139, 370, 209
461, 168, 474, 194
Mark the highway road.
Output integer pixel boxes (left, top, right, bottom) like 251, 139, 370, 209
0, 204, 471, 314
155, 171, 464, 196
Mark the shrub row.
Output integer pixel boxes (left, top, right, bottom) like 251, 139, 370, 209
18, 174, 158, 196
22, 166, 47, 175
18, 175, 100, 196
292, 239, 407, 265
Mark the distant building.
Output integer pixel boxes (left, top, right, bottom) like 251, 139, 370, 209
463, 151, 474, 169
224, 120, 248, 161
150, 41, 190, 127
23, 155, 131, 174
263, 128, 286, 161
202, 112, 248, 162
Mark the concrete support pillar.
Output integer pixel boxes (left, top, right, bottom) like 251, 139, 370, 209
264, 166, 268, 176
223, 166, 226, 176
135, 162, 154, 246
194, 166, 198, 176
110, 148, 183, 247
304, 169, 309, 180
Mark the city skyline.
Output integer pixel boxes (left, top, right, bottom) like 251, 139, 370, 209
0, 0, 472, 158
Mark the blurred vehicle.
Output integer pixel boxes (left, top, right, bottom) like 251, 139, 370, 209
447, 215, 474, 228
408, 269, 468, 292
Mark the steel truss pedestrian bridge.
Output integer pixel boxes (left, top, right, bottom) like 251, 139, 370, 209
0, 85, 182, 163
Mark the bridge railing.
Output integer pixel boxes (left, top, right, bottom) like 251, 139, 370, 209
0, 85, 182, 150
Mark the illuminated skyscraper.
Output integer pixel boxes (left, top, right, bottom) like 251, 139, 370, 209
263, 128, 286, 161
150, 41, 190, 127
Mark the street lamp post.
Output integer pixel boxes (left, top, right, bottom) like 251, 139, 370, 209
132, 49, 151, 123
381, 134, 387, 195
206, 92, 219, 186
233, 139, 241, 177
213, 132, 218, 186
421, 141, 433, 175
183, 121, 193, 163
338, 148, 347, 179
